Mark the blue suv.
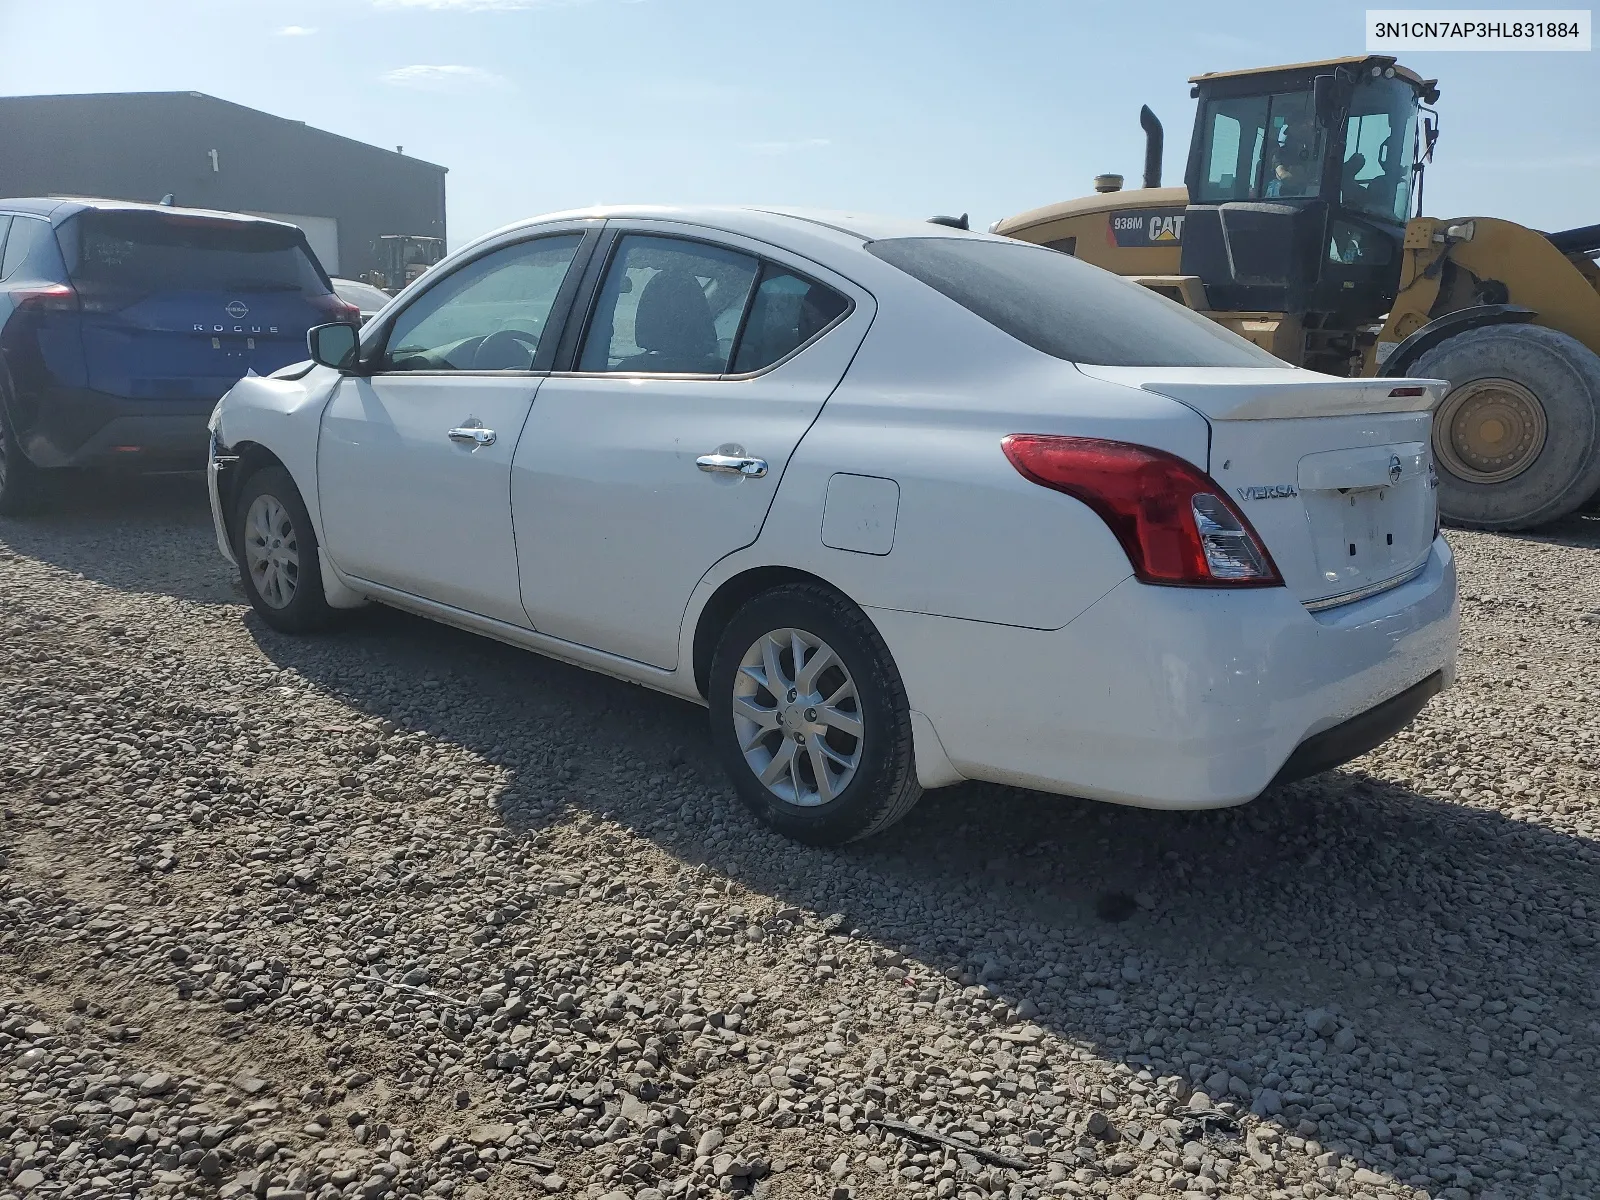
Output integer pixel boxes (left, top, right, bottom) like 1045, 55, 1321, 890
0, 198, 359, 512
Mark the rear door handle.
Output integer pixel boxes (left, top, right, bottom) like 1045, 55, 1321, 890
448, 425, 496, 447
696, 453, 767, 478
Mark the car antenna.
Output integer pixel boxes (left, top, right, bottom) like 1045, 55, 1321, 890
927, 213, 969, 230
158, 193, 176, 206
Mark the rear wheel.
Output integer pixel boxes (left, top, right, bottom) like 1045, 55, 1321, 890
709, 583, 922, 846
0, 401, 44, 516
1416, 324, 1600, 530
232, 464, 334, 633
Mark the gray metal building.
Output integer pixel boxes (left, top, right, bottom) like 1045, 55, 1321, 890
0, 91, 446, 279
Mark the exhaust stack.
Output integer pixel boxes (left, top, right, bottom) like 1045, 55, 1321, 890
1140, 105, 1163, 189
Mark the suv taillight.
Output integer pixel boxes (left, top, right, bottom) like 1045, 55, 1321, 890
309, 292, 361, 325
1001, 434, 1282, 587
13, 283, 78, 313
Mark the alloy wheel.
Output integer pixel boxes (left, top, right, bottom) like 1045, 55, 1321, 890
731, 627, 863, 807
243, 493, 300, 609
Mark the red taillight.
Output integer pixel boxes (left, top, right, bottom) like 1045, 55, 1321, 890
13, 283, 78, 313
309, 292, 362, 325
1001, 434, 1283, 588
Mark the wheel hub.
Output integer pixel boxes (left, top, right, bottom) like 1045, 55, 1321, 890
731, 627, 863, 807
1432, 376, 1548, 485
243, 493, 301, 610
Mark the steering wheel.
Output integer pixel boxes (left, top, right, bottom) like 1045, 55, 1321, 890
471, 327, 541, 370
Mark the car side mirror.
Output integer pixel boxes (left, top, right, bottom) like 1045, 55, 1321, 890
308, 322, 359, 371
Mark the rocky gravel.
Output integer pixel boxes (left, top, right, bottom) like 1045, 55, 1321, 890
2, 477, 1598, 1200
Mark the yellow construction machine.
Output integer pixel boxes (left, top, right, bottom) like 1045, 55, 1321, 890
993, 55, 1600, 530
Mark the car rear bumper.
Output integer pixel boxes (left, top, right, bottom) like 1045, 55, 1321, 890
870, 535, 1458, 808
17, 385, 216, 470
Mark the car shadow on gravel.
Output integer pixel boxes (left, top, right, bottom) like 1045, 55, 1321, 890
249, 599, 1600, 1194
1473, 508, 1600, 552
0, 472, 239, 606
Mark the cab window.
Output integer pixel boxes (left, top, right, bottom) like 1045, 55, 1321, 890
1341, 78, 1419, 223
1196, 92, 1323, 203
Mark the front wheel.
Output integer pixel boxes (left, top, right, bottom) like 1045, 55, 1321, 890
232, 464, 334, 633
709, 583, 922, 846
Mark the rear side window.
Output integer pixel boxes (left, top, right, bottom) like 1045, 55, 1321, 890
731, 265, 850, 373
865, 236, 1281, 368
2, 216, 55, 280
62, 212, 328, 295
580, 235, 759, 374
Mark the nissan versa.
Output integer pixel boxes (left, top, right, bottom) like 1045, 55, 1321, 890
206, 207, 1459, 846
0, 198, 358, 512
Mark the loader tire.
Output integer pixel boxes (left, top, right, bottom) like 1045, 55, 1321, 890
1416, 324, 1600, 531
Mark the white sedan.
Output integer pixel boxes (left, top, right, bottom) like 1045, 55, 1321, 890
207, 206, 1458, 845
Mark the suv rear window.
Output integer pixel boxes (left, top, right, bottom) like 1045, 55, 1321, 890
62, 212, 329, 295
865, 236, 1281, 368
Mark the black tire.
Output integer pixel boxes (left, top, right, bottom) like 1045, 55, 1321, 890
0, 397, 44, 516
1415, 324, 1600, 531
708, 582, 922, 846
232, 464, 335, 633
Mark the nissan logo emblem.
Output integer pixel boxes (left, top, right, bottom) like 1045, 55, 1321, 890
1388, 454, 1404, 485
225, 300, 250, 319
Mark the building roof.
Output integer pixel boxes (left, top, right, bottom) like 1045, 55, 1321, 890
0, 91, 447, 174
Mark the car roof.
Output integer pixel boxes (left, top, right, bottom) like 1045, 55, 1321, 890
462, 205, 993, 260
0, 195, 303, 231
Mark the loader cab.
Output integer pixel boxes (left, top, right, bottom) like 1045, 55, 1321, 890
1181, 57, 1436, 332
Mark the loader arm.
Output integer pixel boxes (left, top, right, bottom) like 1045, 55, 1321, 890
1382, 217, 1600, 369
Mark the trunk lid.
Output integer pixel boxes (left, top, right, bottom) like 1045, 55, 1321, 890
1077, 365, 1444, 608
79, 288, 325, 402
61, 208, 338, 402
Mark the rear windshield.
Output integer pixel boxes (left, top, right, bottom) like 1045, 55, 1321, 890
865, 236, 1281, 368
62, 212, 330, 295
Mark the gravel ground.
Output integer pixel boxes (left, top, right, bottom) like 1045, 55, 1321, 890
2, 477, 1598, 1200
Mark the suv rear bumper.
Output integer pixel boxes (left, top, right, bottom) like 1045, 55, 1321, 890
14, 386, 216, 471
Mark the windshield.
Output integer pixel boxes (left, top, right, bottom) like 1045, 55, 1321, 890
1341, 77, 1419, 224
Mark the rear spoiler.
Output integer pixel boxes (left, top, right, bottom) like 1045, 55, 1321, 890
1074, 365, 1447, 420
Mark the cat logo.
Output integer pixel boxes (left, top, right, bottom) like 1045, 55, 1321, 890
1149, 214, 1184, 241
1108, 207, 1187, 248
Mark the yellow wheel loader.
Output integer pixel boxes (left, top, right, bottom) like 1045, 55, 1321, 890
993, 56, 1600, 530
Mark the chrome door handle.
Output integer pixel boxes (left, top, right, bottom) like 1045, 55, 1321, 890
696, 453, 768, 478
448, 426, 496, 447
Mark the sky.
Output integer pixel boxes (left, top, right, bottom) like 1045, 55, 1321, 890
1, 0, 1597, 248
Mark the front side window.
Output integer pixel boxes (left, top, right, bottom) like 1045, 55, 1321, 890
580, 235, 759, 374
1196, 92, 1323, 203
381, 234, 582, 372
1341, 78, 1419, 223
